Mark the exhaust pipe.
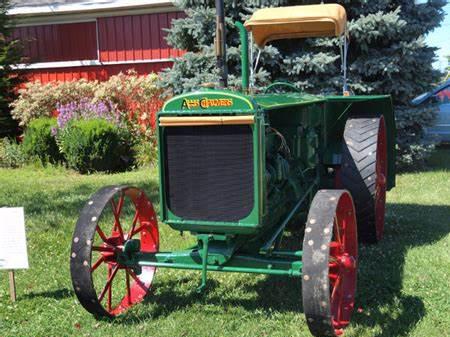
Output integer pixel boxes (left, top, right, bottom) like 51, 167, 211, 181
215, 0, 228, 88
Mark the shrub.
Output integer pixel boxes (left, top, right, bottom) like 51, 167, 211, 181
22, 117, 62, 164
94, 70, 164, 141
10, 71, 163, 136
0, 138, 26, 168
133, 140, 158, 168
10, 80, 99, 127
58, 119, 133, 173
56, 99, 119, 130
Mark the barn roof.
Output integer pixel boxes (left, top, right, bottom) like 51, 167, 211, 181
9, 0, 174, 17
11, 0, 86, 6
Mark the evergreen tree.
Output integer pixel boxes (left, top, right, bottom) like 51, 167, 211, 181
161, 0, 447, 168
447, 55, 450, 73
0, 0, 23, 138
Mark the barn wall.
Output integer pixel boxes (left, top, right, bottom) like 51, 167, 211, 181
13, 10, 185, 84
24, 62, 173, 83
13, 22, 98, 62
98, 12, 184, 62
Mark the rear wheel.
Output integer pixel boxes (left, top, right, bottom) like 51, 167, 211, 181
340, 116, 387, 243
70, 186, 159, 318
302, 190, 358, 337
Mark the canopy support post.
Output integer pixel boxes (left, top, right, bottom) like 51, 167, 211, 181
341, 29, 350, 96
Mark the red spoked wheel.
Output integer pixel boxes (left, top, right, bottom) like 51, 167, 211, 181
70, 186, 159, 317
302, 190, 358, 337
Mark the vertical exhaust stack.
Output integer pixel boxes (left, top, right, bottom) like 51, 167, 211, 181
215, 0, 228, 88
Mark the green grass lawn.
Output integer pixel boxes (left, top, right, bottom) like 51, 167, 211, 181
0, 151, 449, 337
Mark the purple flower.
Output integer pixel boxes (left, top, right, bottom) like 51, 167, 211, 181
55, 99, 121, 132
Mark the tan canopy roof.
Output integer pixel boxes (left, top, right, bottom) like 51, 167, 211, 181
244, 4, 347, 47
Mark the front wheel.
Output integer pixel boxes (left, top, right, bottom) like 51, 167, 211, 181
70, 186, 159, 317
302, 190, 358, 337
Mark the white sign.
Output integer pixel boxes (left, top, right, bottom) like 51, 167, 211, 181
0, 208, 29, 270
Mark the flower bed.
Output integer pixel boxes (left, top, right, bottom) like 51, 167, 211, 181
6, 71, 165, 171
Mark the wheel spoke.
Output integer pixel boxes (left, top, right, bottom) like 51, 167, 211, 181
131, 224, 146, 237
331, 275, 341, 301
332, 276, 345, 325
341, 218, 346, 249
333, 216, 342, 245
111, 194, 125, 217
91, 256, 105, 272
128, 270, 148, 292
107, 265, 112, 312
98, 264, 119, 303
96, 226, 108, 242
128, 210, 140, 239
111, 198, 125, 241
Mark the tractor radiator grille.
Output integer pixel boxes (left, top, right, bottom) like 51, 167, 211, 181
164, 125, 254, 222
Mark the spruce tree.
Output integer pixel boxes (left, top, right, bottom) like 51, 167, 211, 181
161, 0, 447, 168
0, 0, 23, 138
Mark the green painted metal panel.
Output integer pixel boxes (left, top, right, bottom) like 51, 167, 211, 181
161, 89, 257, 114
157, 111, 265, 235
254, 93, 325, 110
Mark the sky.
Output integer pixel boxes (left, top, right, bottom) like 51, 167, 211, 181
427, 3, 450, 71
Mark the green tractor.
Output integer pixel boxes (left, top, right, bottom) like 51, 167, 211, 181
70, 3, 396, 336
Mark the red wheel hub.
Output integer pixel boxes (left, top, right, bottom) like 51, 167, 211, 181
338, 253, 356, 271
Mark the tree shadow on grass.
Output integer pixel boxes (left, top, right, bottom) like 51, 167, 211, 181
348, 202, 449, 337
113, 203, 449, 337
22, 288, 74, 301
3, 180, 160, 231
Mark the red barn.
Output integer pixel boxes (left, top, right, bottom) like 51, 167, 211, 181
9, 0, 183, 83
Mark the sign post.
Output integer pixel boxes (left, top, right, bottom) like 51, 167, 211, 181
0, 207, 28, 302
9, 270, 16, 302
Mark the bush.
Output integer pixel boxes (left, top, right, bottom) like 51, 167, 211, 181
58, 119, 133, 173
22, 117, 62, 165
10, 71, 163, 134
0, 138, 26, 168
93, 71, 163, 142
56, 99, 119, 130
10, 80, 99, 127
133, 140, 158, 168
